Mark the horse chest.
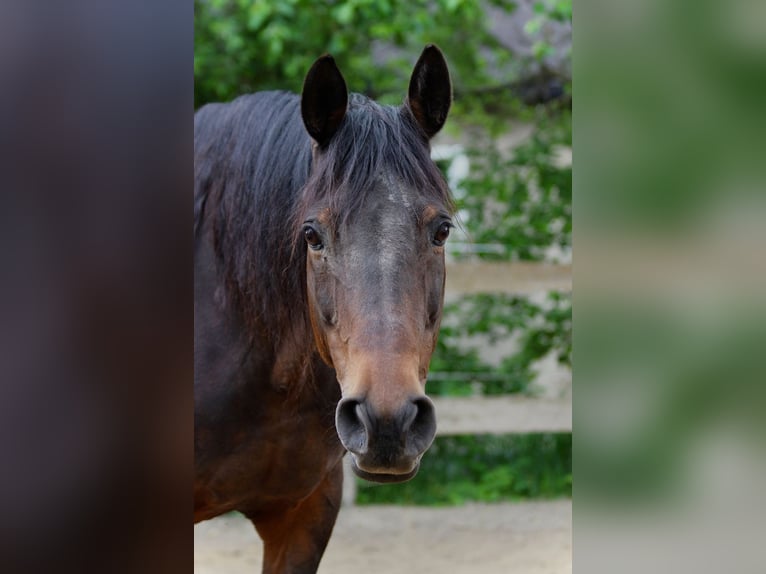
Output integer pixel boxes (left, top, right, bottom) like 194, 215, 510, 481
195, 380, 343, 518
254, 396, 342, 487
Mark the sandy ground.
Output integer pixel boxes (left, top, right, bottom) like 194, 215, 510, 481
194, 500, 571, 574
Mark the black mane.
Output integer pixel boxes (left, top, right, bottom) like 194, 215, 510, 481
194, 90, 453, 345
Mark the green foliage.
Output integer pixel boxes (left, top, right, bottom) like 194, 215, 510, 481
194, 0, 519, 108
525, 1, 572, 61
428, 108, 572, 399
356, 433, 572, 505
429, 292, 572, 396
453, 108, 572, 262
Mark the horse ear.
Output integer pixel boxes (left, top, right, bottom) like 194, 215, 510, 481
406, 44, 452, 139
301, 55, 348, 147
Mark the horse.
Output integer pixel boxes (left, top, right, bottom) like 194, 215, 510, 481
194, 45, 454, 573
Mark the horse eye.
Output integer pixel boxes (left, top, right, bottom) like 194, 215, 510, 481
304, 226, 323, 250
433, 222, 451, 246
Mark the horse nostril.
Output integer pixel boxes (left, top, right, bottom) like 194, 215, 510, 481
337, 396, 436, 463
335, 397, 369, 455
406, 396, 437, 455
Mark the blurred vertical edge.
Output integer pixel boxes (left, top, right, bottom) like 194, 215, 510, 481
575, 1, 766, 573
0, 2, 192, 573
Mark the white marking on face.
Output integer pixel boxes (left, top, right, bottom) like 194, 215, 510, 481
367, 177, 410, 327
377, 201, 400, 318
398, 186, 411, 208
344, 175, 420, 337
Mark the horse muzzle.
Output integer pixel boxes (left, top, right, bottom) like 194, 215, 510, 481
335, 395, 436, 483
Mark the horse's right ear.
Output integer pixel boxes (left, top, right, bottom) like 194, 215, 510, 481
301, 55, 348, 147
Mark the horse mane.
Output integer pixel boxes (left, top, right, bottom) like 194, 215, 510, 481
195, 91, 311, 349
194, 90, 453, 357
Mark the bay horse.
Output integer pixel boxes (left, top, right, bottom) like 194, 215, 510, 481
194, 45, 454, 573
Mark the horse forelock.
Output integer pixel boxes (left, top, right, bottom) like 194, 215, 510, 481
293, 93, 454, 235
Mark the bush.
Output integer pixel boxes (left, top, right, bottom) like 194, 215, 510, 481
356, 433, 572, 505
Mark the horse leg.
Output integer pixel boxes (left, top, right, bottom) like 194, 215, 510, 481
249, 461, 343, 574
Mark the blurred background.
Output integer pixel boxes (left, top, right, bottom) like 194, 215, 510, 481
575, 1, 766, 573
194, 1, 572, 572
1, 0, 763, 572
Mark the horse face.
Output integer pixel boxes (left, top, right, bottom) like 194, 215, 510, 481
300, 46, 452, 483
302, 181, 451, 483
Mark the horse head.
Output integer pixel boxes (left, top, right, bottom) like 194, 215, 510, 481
298, 46, 453, 483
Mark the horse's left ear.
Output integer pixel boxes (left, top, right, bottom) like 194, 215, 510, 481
406, 44, 452, 139
301, 54, 348, 147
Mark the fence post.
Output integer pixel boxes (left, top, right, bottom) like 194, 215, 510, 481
342, 455, 357, 506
